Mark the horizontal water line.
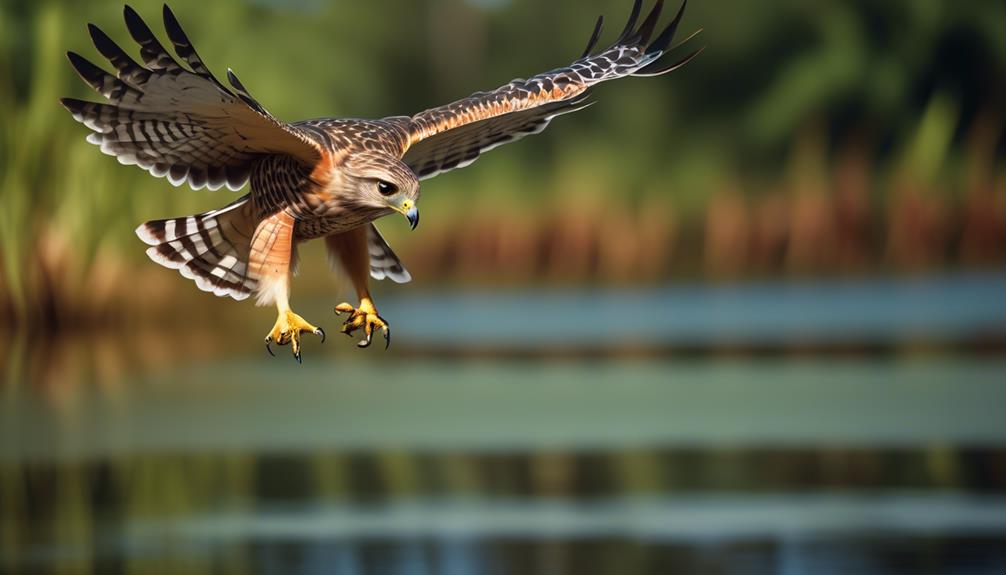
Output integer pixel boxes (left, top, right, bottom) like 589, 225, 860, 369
126, 493, 1006, 541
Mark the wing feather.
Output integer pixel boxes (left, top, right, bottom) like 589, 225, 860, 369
400, 0, 699, 180
409, 95, 593, 181
62, 4, 321, 191
580, 16, 605, 59
367, 224, 411, 283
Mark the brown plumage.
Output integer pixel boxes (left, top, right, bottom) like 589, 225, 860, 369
61, 1, 700, 360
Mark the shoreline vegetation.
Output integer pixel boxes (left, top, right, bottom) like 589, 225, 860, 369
2, 1, 1004, 329
4, 122, 1003, 329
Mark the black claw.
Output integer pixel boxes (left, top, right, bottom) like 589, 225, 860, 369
315, 327, 326, 344
384, 328, 391, 350
294, 350, 302, 364
265, 337, 275, 357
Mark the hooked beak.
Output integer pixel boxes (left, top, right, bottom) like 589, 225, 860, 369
398, 199, 420, 230
407, 206, 420, 230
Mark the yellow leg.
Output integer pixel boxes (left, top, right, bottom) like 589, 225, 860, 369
326, 227, 391, 349
252, 211, 324, 363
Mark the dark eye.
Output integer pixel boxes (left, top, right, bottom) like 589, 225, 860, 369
377, 180, 398, 196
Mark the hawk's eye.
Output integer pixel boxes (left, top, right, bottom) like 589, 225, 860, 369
377, 180, 398, 196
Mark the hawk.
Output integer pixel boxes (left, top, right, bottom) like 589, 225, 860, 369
62, 1, 700, 361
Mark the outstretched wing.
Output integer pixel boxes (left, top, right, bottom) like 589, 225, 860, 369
61, 5, 322, 191
400, 0, 701, 181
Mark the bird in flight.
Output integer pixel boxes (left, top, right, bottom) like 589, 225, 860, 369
62, 1, 700, 362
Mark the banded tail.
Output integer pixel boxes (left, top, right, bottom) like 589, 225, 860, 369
136, 196, 258, 301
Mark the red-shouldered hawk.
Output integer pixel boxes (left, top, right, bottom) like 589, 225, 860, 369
62, 1, 700, 362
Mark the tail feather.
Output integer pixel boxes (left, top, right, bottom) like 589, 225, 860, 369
136, 196, 257, 300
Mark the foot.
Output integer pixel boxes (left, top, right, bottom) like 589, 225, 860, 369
265, 310, 325, 363
334, 300, 390, 349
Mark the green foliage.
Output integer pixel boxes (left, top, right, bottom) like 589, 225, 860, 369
0, 0, 1003, 321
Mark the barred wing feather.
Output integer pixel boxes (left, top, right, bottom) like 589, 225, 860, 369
401, 0, 701, 181
61, 5, 321, 191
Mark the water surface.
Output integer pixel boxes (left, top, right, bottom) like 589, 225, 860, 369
4, 274, 1006, 574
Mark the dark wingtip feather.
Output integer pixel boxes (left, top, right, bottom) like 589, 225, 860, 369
226, 68, 247, 93
226, 68, 267, 113
87, 22, 113, 52
160, 5, 189, 56
123, 4, 159, 47
646, 0, 687, 54
87, 19, 151, 85
122, 4, 150, 46
580, 15, 605, 59
162, 4, 182, 36
58, 97, 90, 118
123, 4, 143, 33
58, 97, 77, 113
66, 51, 101, 84
636, 0, 665, 45
615, 0, 643, 44
87, 22, 127, 63
162, 3, 194, 52
66, 51, 96, 73
161, 2, 227, 87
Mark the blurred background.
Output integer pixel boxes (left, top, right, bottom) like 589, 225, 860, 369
2, 0, 1006, 573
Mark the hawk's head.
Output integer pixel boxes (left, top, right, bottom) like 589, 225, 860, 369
338, 151, 420, 230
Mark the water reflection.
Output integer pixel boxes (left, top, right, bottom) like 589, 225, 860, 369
7, 448, 1006, 574
6, 361, 1006, 573
215, 536, 1006, 575
4, 278, 1006, 574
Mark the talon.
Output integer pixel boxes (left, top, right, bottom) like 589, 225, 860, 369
362, 321, 375, 348
333, 302, 392, 350
264, 310, 321, 362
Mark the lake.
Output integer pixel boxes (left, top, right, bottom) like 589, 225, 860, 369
3, 272, 1006, 574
